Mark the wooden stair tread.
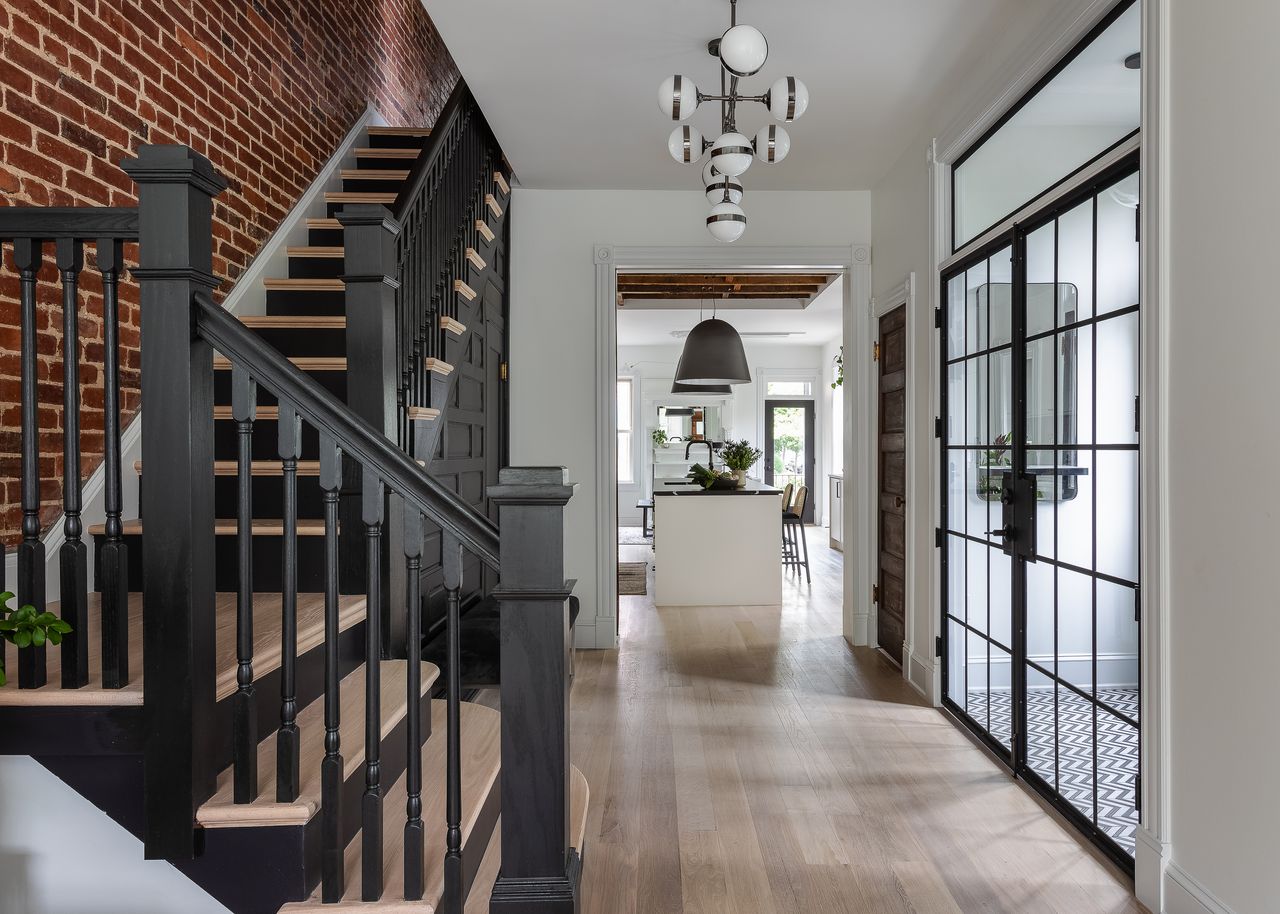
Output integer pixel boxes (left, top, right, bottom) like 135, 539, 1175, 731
438, 316, 465, 336
406, 407, 440, 421
281, 700, 502, 911
238, 315, 346, 329
341, 169, 410, 181
453, 279, 476, 302
91, 519, 328, 537
214, 355, 346, 371
197, 660, 439, 828
492, 172, 510, 196
133, 460, 322, 477
368, 126, 432, 137
216, 405, 279, 420
307, 218, 342, 230
474, 220, 495, 244
464, 248, 486, 272
354, 148, 419, 159
324, 192, 397, 204
263, 278, 346, 291
422, 358, 453, 376
0, 592, 366, 708
484, 194, 503, 219
287, 246, 345, 258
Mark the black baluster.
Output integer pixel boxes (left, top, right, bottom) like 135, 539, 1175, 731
277, 398, 301, 802
56, 238, 88, 689
98, 238, 128, 689
361, 466, 384, 902
232, 366, 258, 803
14, 238, 46, 690
403, 507, 424, 901
442, 530, 463, 913
319, 432, 344, 902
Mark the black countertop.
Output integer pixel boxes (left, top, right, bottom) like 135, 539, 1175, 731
653, 477, 783, 496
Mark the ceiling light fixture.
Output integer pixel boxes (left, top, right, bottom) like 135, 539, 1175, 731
658, 0, 809, 242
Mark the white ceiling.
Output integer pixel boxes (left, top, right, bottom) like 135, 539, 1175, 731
617, 276, 843, 346
423, 0, 1042, 190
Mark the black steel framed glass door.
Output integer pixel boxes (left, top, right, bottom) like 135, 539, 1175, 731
940, 156, 1140, 871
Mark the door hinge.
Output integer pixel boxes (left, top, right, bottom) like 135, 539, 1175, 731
1135, 773, 1142, 813
935, 527, 945, 548
1135, 203, 1141, 243
934, 417, 943, 439
934, 307, 943, 329
934, 634, 943, 658
1134, 394, 1140, 434
872, 583, 880, 603
873, 341, 880, 361
500, 361, 508, 381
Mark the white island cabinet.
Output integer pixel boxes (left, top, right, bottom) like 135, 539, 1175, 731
653, 478, 783, 606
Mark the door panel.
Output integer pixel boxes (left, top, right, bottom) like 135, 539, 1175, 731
941, 160, 1141, 871
877, 304, 907, 664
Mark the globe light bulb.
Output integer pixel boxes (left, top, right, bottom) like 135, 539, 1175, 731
658, 74, 700, 121
719, 24, 768, 77
667, 125, 705, 164
705, 172, 744, 206
754, 125, 791, 164
709, 132, 753, 178
707, 201, 747, 243
768, 76, 809, 122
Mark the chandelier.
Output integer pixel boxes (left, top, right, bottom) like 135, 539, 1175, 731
658, 0, 809, 243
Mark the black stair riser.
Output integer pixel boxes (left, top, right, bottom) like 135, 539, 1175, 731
242, 326, 346, 357
214, 418, 324, 462
214, 369, 346, 403
266, 289, 345, 315
307, 227, 343, 247
213, 473, 329, 519
341, 177, 403, 194
286, 257, 345, 281
95, 530, 336, 593
357, 155, 416, 171
367, 133, 429, 150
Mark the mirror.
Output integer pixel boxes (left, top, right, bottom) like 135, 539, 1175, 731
657, 405, 724, 442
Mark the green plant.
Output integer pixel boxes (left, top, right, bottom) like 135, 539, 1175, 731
650, 428, 668, 448
688, 463, 736, 489
0, 591, 71, 687
830, 346, 844, 389
719, 439, 763, 472
980, 432, 1014, 467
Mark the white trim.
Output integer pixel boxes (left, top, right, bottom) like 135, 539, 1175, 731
1165, 860, 1239, 914
1137, 1, 1171, 910
4, 106, 385, 599
869, 274, 916, 684
594, 244, 872, 649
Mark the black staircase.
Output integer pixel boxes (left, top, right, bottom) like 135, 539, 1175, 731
0, 88, 584, 914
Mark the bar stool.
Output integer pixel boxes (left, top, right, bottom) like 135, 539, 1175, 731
782, 484, 810, 583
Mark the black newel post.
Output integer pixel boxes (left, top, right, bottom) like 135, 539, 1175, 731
122, 145, 226, 860
488, 467, 581, 914
338, 205, 407, 658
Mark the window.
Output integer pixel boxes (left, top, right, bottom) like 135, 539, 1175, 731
766, 380, 812, 397
617, 377, 634, 483
952, 0, 1140, 250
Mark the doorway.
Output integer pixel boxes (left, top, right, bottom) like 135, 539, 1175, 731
764, 399, 815, 524
940, 158, 1141, 869
876, 305, 907, 665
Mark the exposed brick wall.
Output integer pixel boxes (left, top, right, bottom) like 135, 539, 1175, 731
0, 0, 459, 545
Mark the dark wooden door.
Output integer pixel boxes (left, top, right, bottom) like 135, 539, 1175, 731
877, 305, 907, 665
764, 399, 815, 524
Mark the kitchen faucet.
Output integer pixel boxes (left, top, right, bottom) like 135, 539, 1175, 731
685, 439, 715, 468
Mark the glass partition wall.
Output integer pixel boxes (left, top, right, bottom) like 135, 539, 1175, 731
940, 159, 1140, 870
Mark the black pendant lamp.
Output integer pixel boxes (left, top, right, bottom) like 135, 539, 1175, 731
672, 380, 731, 395
674, 317, 751, 385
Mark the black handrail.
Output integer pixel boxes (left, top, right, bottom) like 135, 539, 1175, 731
391, 79, 493, 220
191, 290, 501, 569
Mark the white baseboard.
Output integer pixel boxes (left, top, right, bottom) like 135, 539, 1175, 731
1165, 860, 1237, 914
1135, 826, 1170, 912
7, 106, 385, 599
908, 650, 936, 701
849, 610, 870, 646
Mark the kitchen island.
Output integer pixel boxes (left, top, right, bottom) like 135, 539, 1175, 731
653, 477, 783, 606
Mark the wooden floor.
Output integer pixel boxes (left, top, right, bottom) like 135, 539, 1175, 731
467, 531, 1144, 914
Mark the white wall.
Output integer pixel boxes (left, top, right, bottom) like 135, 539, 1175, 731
0, 757, 230, 914
510, 189, 870, 647
1161, 3, 1280, 912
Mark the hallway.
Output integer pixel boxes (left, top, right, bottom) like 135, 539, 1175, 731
567, 540, 1142, 913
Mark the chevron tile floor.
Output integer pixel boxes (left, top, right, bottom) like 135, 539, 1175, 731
966, 687, 1139, 857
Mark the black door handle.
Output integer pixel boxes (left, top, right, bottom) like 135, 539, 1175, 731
986, 526, 1011, 538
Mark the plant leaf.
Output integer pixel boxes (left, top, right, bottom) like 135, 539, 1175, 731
48, 630, 62, 646
31, 627, 45, 647
14, 630, 31, 649
35, 612, 57, 626
51, 620, 72, 634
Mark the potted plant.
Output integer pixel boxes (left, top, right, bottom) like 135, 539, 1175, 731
719, 439, 763, 488
650, 427, 668, 449
0, 591, 72, 687
977, 432, 1013, 502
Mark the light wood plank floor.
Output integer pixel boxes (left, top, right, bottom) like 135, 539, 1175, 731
468, 532, 1144, 914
